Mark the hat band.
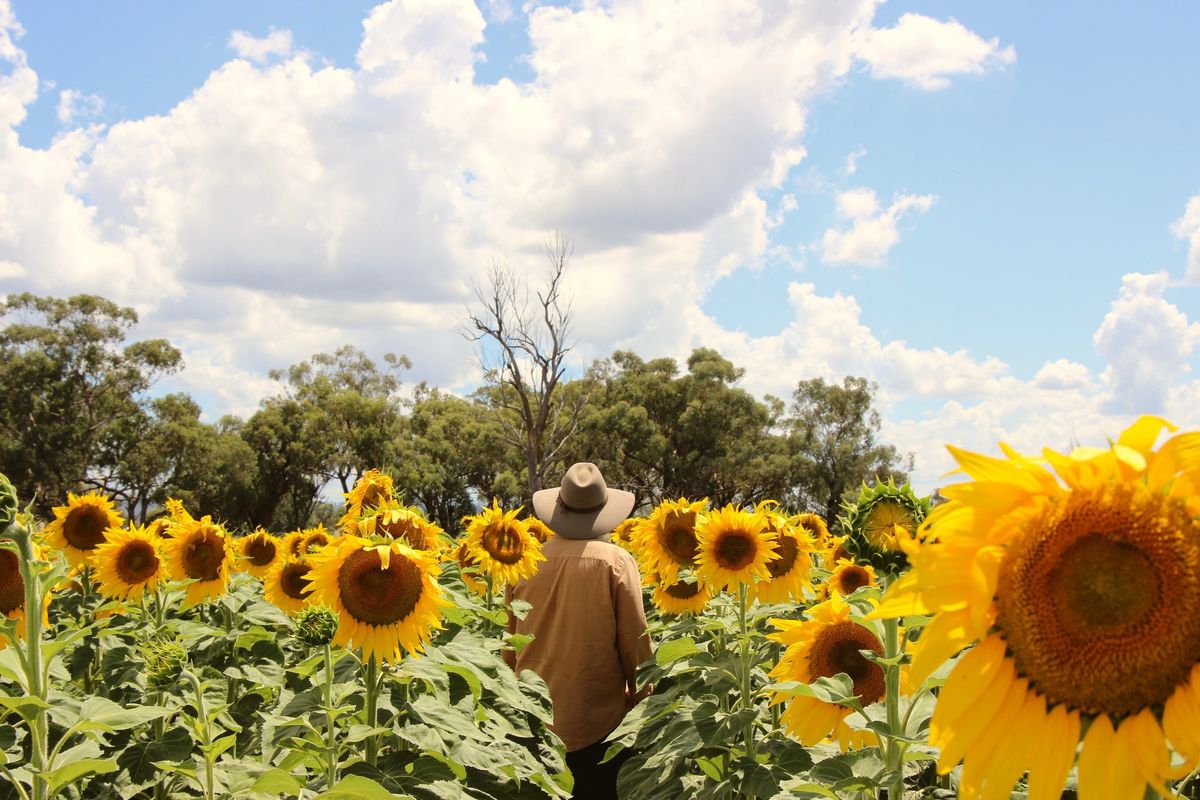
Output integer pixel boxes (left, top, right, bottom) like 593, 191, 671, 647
559, 496, 607, 514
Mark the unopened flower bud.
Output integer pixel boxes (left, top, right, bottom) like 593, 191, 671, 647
143, 638, 188, 690
294, 606, 338, 648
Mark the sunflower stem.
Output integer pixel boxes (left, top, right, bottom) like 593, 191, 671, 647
185, 671, 216, 800
882, 616, 905, 800
80, 567, 98, 694
10, 524, 49, 800
736, 584, 756, 760
363, 657, 380, 766
323, 644, 338, 787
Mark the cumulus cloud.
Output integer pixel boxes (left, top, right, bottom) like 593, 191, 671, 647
55, 88, 104, 125
227, 27, 294, 63
857, 13, 1016, 90
1172, 194, 1200, 282
820, 188, 935, 266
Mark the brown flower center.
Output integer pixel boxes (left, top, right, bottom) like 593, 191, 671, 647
481, 525, 526, 565
714, 530, 757, 571
359, 484, 389, 512
337, 548, 423, 625
657, 513, 698, 565
808, 620, 886, 705
766, 536, 800, 578
116, 540, 159, 585
835, 564, 872, 595
664, 579, 703, 599
181, 529, 225, 581
379, 516, 433, 550
0, 547, 24, 615
64, 505, 109, 551
280, 560, 313, 600
246, 536, 277, 566
303, 533, 331, 554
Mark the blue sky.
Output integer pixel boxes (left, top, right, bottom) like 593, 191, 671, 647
2, 0, 1199, 488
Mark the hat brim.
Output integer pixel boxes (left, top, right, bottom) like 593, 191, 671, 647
531, 487, 637, 540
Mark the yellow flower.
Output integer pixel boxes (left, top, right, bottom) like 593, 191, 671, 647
361, 501, 445, 552
769, 595, 884, 750
300, 524, 334, 555
0, 542, 51, 649
462, 500, 545, 586
307, 536, 448, 665
524, 517, 555, 544
819, 559, 877, 600
694, 505, 777, 592
263, 556, 315, 616
611, 518, 641, 552
91, 524, 164, 601
872, 415, 1200, 799
162, 516, 234, 608
338, 469, 395, 534
43, 492, 125, 568
821, 534, 852, 570
634, 498, 708, 584
235, 528, 281, 579
754, 505, 816, 604
281, 530, 305, 559
451, 540, 487, 597
650, 574, 710, 615
793, 512, 830, 548
146, 517, 173, 541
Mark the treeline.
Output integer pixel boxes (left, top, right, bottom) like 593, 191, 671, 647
0, 293, 910, 532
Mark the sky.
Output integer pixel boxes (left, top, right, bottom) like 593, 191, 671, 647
1, 0, 1199, 492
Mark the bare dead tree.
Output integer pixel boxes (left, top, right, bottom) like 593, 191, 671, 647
464, 233, 590, 497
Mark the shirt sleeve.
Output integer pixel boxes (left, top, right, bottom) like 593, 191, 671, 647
612, 552, 651, 686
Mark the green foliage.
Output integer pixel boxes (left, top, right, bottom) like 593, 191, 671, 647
0, 472, 16, 530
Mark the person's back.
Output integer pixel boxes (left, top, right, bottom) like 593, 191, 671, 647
504, 462, 650, 800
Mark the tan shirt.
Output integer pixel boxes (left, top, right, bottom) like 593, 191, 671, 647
505, 536, 651, 752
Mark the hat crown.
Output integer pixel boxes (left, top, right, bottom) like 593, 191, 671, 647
560, 462, 608, 511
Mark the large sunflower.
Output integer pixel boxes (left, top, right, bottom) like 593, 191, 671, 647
263, 556, 315, 616
754, 504, 816, 604
43, 492, 125, 568
769, 595, 885, 751
650, 573, 711, 615
307, 536, 448, 665
91, 524, 164, 601
462, 500, 545, 586
361, 501, 445, 553
872, 416, 1200, 799
838, 480, 929, 575
338, 469, 396, 534
0, 543, 26, 643
694, 505, 777, 592
162, 516, 234, 607
634, 498, 708, 584
235, 528, 281, 579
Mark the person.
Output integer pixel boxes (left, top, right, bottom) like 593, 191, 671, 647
504, 462, 651, 800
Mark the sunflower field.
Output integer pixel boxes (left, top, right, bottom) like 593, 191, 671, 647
5, 416, 1200, 799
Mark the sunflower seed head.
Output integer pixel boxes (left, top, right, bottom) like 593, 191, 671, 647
294, 606, 338, 648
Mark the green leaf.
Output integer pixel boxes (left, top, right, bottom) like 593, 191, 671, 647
504, 633, 534, 653
655, 637, 700, 667
202, 733, 239, 760
116, 728, 194, 783
41, 757, 118, 796
71, 696, 170, 733
250, 768, 306, 796
315, 775, 412, 800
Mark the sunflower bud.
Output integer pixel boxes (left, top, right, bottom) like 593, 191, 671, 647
0, 472, 17, 531
293, 606, 338, 648
143, 638, 188, 690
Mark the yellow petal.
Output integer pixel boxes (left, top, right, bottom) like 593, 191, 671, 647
1117, 414, 1176, 457
1120, 710, 1173, 799
866, 571, 929, 618
957, 677, 1029, 799
1026, 704, 1079, 800
930, 635, 1007, 743
946, 445, 1045, 492
907, 608, 975, 689
935, 656, 1016, 771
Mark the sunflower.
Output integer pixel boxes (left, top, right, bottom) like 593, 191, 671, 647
43, 492, 125, 568
235, 528, 280, 578
769, 594, 885, 750
754, 505, 816, 604
452, 540, 487, 597
837, 480, 929, 575
0, 543, 26, 642
694, 505, 777, 592
611, 518, 641, 552
263, 556, 315, 616
300, 524, 334, 555
871, 416, 1200, 799
822, 534, 853, 570
524, 517, 555, 544
91, 524, 164, 601
634, 498, 708, 584
338, 469, 396, 534
651, 574, 711, 615
819, 559, 877, 600
281, 529, 305, 559
361, 502, 445, 552
793, 512, 830, 548
462, 500, 545, 586
162, 516, 234, 607
146, 517, 173, 541
307, 536, 448, 665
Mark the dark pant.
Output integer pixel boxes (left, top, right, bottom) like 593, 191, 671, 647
566, 738, 632, 800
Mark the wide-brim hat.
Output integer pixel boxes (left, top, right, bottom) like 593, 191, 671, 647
532, 462, 636, 540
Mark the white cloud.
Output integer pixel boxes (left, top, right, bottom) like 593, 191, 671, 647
844, 146, 866, 176
227, 27, 294, 63
857, 13, 1016, 90
821, 188, 935, 266
1172, 194, 1200, 282
55, 88, 104, 125
1093, 271, 1200, 414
